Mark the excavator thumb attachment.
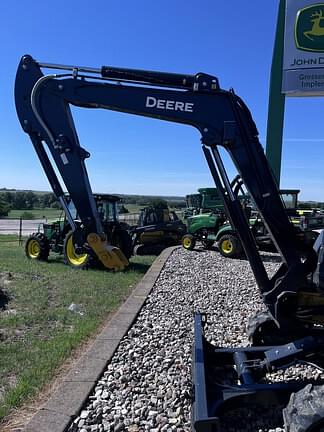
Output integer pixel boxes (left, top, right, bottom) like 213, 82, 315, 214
87, 233, 129, 271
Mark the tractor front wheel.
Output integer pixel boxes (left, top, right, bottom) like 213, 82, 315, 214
218, 234, 242, 258
64, 231, 91, 269
182, 234, 196, 251
25, 233, 49, 261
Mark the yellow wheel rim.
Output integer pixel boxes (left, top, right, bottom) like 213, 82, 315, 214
183, 237, 192, 249
27, 239, 40, 258
66, 236, 88, 266
221, 239, 233, 254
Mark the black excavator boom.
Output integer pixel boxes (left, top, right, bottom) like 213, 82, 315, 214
15, 55, 324, 430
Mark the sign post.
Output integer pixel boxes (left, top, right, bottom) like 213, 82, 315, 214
266, 0, 286, 185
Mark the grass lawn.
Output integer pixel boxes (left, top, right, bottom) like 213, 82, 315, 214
7, 208, 63, 220
122, 204, 142, 214
0, 234, 20, 244
0, 240, 155, 423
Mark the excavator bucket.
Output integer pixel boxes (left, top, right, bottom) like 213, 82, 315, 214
87, 233, 129, 271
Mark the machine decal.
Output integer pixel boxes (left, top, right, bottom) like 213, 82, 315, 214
60, 153, 69, 165
145, 96, 194, 112
295, 4, 324, 51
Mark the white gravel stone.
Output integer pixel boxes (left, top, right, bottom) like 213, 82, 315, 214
68, 247, 323, 432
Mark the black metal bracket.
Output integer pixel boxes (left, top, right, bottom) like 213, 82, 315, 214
192, 314, 324, 431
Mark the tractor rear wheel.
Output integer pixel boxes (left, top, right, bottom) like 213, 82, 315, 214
283, 384, 324, 432
182, 234, 196, 251
25, 233, 49, 261
218, 234, 242, 258
64, 231, 91, 269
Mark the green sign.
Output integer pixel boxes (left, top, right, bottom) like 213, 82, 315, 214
283, 0, 324, 95
295, 3, 324, 51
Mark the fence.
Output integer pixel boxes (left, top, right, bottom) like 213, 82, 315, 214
0, 211, 183, 245
0, 218, 46, 244
0, 214, 140, 244
118, 213, 140, 226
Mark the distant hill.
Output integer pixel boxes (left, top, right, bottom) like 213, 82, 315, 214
0, 188, 186, 213
0, 188, 185, 201
0, 188, 52, 195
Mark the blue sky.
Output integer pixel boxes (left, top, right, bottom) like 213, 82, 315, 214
1, 0, 323, 200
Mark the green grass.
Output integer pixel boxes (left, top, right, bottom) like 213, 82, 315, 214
0, 243, 154, 423
7, 208, 63, 220
123, 204, 142, 213
6, 206, 183, 221
0, 234, 20, 244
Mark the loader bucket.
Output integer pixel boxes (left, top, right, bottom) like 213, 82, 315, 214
87, 233, 129, 271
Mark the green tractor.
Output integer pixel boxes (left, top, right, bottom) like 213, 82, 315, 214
182, 185, 324, 257
182, 187, 224, 219
25, 194, 133, 268
182, 188, 226, 250
182, 211, 226, 251
215, 189, 324, 258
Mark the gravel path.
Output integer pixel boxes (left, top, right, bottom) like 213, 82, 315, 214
68, 247, 320, 432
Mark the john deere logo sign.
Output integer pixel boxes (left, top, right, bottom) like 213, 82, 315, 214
283, 0, 324, 95
295, 4, 324, 51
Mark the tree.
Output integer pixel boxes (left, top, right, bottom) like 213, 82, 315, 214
40, 193, 56, 208
119, 205, 129, 214
50, 201, 61, 209
10, 191, 37, 209
12, 192, 28, 209
25, 191, 38, 209
148, 198, 169, 209
0, 196, 10, 216
2, 191, 14, 206
298, 202, 312, 209
171, 200, 186, 209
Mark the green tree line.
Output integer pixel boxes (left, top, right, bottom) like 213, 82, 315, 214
0, 191, 59, 216
0, 189, 187, 217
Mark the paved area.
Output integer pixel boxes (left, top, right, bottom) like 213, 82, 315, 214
23, 247, 176, 432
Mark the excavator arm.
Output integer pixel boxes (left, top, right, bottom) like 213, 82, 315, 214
15, 55, 224, 271
15, 54, 314, 306
15, 55, 324, 430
